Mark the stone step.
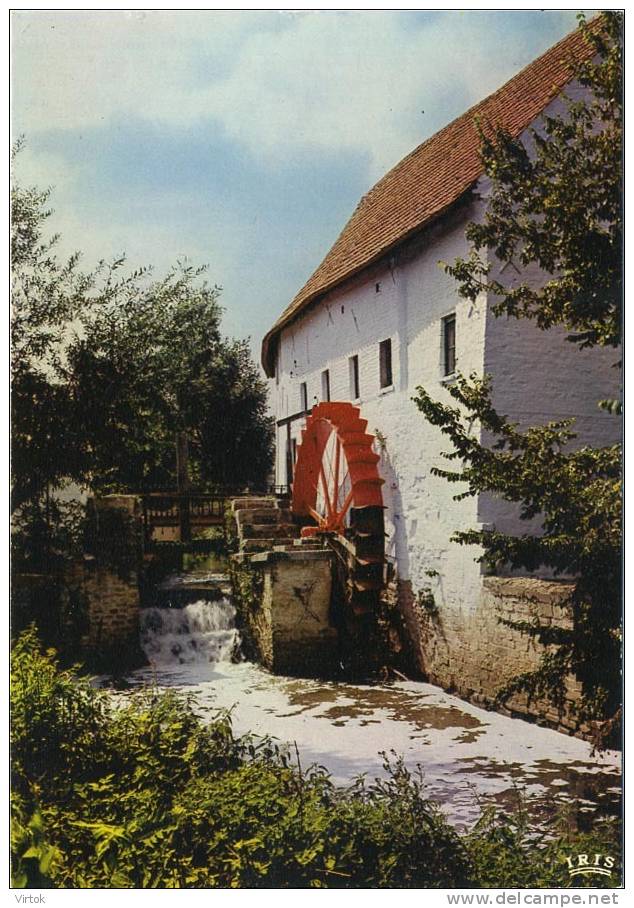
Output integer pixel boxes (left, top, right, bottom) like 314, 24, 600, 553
235, 508, 293, 525
240, 523, 298, 540
242, 537, 296, 552
231, 497, 276, 512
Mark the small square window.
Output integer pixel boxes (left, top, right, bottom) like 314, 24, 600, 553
379, 339, 392, 389
442, 314, 456, 376
321, 369, 331, 402
349, 355, 360, 400
300, 382, 308, 412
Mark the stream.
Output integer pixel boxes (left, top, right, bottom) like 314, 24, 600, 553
104, 572, 621, 831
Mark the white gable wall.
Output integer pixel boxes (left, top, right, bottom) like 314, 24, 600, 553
274, 201, 490, 617
475, 83, 622, 537
479, 257, 621, 539
273, 194, 620, 621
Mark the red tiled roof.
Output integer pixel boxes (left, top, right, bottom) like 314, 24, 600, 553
261, 21, 599, 376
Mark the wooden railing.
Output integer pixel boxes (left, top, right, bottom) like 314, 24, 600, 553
141, 493, 227, 543
141, 488, 290, 544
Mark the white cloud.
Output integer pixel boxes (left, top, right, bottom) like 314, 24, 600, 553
12, 10, 580, 177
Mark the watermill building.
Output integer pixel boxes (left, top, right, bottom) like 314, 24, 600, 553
261, 26, 620, 723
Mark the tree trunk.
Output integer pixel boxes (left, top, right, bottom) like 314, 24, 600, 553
176, 432, 191, 542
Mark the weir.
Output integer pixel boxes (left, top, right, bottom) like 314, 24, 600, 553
72, 490, 592, 735
140, 595, 241, 667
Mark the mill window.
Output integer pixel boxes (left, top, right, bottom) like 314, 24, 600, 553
321, 369, 331, 402
442, 314, 456, 376
349, 355, 360, 400
379, 339, 393, 389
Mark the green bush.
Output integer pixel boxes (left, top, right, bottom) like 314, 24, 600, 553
11, 631, 621, 888
466, 802, 620, 889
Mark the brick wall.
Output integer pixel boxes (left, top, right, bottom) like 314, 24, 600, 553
74, 563, 140, 651
78, 495, 143, 663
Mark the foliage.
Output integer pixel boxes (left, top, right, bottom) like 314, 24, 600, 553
413, 375, 621, 735
11, 629, 110, 802
11, 497, 87, 573
11, 147, 273, 570
11, 632, 471, 888
65, 261, 273, 494
446, 12, 622, 351
467, 800, 620, 889
11, 633, 620, 889
11, 141, 91, 511
65, 264, 272, 493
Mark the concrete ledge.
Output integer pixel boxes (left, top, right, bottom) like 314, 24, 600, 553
235, 508, 293, 525
231, 497, 276, 511
483, 576, 574, 605
249, 549, 332, 565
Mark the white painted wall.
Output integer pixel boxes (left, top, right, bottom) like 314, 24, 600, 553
274, 202, 490, 615
475, 81, 622, 538
271, 83, 621, 616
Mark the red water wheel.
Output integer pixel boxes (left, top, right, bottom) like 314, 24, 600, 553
293, 402, 387, 670
292, 402, 384, 537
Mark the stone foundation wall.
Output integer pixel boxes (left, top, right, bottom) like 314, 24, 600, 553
233, 550, 338, 677
12, 496, 143, 665
79, 495, 143, 663
74, 562, 140, 651
400, 575, 582, 733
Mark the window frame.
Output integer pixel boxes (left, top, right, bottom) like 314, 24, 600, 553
379, 338, 393, 389
442, 313, 456, 377
300, 382, 308, 412
349, 354, 360, 401
321, 369, 331, 402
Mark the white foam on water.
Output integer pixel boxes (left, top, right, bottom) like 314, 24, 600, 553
122, 594, 621, 829
140, 598, 240, 666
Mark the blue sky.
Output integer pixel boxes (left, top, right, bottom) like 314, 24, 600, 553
12, 10, 585, 361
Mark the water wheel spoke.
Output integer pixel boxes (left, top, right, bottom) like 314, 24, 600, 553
333, 437, 342, 510
319, 463, 335, 519
308, 505, 326, 527
333, 487, 354, 529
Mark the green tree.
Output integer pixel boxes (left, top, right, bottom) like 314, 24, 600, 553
67, 268, 273, 493
10, 141, 92, 511
413, 13, 622, 742
446, 12, 622, 351
11, 153, 273, 567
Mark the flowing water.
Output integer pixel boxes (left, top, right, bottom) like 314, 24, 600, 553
112, 575, 621, 830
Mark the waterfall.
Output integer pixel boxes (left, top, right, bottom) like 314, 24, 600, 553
140, 598, 241, 666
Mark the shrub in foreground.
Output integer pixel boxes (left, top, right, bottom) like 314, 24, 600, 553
11, 630, 620, 888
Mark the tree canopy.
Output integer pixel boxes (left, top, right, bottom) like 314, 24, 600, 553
67, 273, 273, 493
11, 151, 273, 519
446, 13, 622, 350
